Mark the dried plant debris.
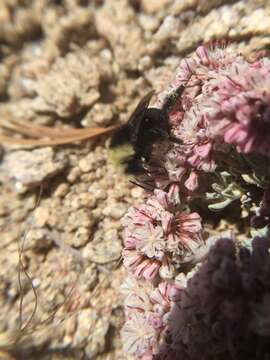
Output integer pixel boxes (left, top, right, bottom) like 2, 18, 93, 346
95, 0, 147, 71
0, 1, 42, 46
31, 50, 113, 118
0, 0, 270, 359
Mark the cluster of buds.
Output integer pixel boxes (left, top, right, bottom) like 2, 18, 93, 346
121, 44, 270, 359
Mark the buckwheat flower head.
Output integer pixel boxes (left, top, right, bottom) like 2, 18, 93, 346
123, 250, 161, 281
121, 312, 159, 357
122, 189, 203, 281
122, 275, 153, 313
158, 46, 232, 191
196, 43, 240, 72
121, 274, 188, 359
150, 280, 185, 315
166, 210, 202, 254
157, 146, 200, 193
205, 58, 270, 155
150, 282, 173, 315
134, 223, 166, 260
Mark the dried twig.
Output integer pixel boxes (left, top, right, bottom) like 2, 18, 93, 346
0, 125, 117, 146
18, 186, 43, 333
0, 110, 118, 146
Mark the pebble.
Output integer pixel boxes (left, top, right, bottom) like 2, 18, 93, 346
88, 182, 107, 201
80, 264, 98, 291
78, 158, 92, 173
53, 183, 69, 198
102, 203, 127, 220
0, 147, 68, 193
33, 206, 50, 227
25, 228, 53, 251
67, 209, 95, 231
141, 0, 173, 13
67, 167, 81, 183
139, 14, 160, 32
73, 309, 96, 346
82, 103, 114, 127
70, 193, 97, 210
72, 226, 93, 248
85, 318, 110, 358
83, 233, 122, 264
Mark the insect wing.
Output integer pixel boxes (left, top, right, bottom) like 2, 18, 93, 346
127, 90, 155, 144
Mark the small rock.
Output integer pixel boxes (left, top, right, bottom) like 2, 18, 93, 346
67, 167, 81, 183
26, 228, 53, 251
83, 234, 122, 264
81, 103, 114, 127
91, 208, 102, 219
88, 182, 107, 201
154, 15, 180, 41
104, 228, 120, 242
138, 55, 153, 72
78, 152, 105, 173
84, 317, 110, 358
72, 226, 92, 248
78, 158, 92, 173
102, 202, 127, 220
70, 193, 97, 210
95, 0, 146, 70
53, 183, 69, 198
80, 264, 98, 292
0, 147, 68, 193
139, 14, 160, 32
33, 206, 50, 227
32, 278, 41, 288
141, 0, 173, 13
67, 209, 95, 231
73, 309, 97, 346
62, 316, 77, 346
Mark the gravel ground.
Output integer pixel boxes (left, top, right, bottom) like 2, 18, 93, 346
0, 0, 270, 359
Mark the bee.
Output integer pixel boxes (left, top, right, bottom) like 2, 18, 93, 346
109, 90, 182, 173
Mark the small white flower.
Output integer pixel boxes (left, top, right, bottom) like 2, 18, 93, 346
135, 223, 166, 260
121, 312, 157, 356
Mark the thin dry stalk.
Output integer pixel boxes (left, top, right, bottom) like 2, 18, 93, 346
0, 186, 81, 355
18, 186, 43, 333
0, 110, 119, 146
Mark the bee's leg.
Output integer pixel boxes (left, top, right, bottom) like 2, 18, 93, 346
169, 135, 182, 144
129, 178, 155, 191
149, 127, 169, 139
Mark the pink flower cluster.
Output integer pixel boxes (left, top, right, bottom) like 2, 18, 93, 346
121, 43, 270, 359
121, 274, 187, 359
204, 58, 270, 155
122, 188, 202, 282
152, 44, 270, 194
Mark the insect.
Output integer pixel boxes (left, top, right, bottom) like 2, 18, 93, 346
109, 90, 182, 173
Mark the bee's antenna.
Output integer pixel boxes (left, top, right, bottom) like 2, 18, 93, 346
129, 179, 155, 192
